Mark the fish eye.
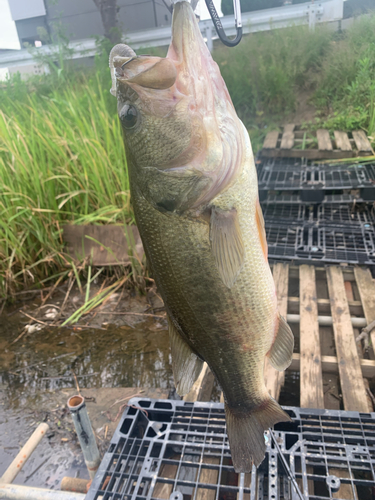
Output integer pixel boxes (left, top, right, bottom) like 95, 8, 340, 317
119, 104, 138, 129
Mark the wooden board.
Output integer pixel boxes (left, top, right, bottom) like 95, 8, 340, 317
334, 130, 352, 151
289, 353, 375, 378
183, 363, 215, 403
317, 129, 333, 151
261, 126, 373, 159
353, 267, 375, 357
263, 130, 279, 149
63, 224, 144, 266
196, 456, 220, 500
264, 263, 289, 400
326, 267, 370, 412
352, 130, 373, 153
280, 124, 295, 149
299, 265, 324, 408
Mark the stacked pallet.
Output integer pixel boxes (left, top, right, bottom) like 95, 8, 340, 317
257, 125, 375, 268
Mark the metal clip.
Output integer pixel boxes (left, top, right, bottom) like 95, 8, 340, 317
205, 0, 242, 47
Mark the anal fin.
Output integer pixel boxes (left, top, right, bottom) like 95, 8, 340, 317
210, 207, 245, 289
168, 316, 204, 396
267, 315, 294, 371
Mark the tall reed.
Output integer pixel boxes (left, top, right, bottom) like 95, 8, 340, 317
0, 73, 131, 297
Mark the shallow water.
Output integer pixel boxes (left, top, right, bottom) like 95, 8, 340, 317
0, 318, 173, 407
0, 308, 174, 487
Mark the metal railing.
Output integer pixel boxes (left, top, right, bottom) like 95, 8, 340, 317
0, 0, 344, 73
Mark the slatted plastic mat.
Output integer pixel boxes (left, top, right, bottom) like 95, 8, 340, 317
86, 399, 375, 500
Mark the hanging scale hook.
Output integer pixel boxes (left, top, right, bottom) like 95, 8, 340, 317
205, 0, 242, 47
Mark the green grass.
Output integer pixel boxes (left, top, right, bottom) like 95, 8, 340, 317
0, 66, 132, 298
213, 24, 332, 125
213, 14, 375, 140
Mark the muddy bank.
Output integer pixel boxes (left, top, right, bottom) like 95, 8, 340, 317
0, 288, 174, 488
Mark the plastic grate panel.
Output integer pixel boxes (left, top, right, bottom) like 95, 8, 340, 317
87, 399, 375, 500
261, 203, 375, 265
262, 204, 375, 227
257, 158, 375, 203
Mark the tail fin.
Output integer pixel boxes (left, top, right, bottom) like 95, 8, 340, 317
225, 396, 291, 473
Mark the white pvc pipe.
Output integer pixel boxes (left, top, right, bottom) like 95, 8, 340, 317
0, 484, 85, 500
287, 314, 367, 328
0, 423, 49, 485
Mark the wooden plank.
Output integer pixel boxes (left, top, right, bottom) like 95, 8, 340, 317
330, 468, 355, 499
260, 148, 356, 159
344, 281, 354, 301
352, 130, 373, 153
263, 130, 279, 149
153, 462, 178, 499
184, 363, 214, 402
196, 456, 220, 500
287, 265, 357, 281
345, 281, 373, 411
264, 263, 289, 400
63, 224, 144, 266
317, 129, 333, 151
354, 267, 375, 356
287, 296, 363, 317
289, 353, 375, 378
326, 267, 370, 412
280, 124, 295, 149
334, 131, 352, 151
299, 265, 324, 408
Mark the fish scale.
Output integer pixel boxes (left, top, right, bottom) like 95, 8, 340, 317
109, 0, 294, 473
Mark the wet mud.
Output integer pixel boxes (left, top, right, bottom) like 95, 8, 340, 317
0, 289, 173, 489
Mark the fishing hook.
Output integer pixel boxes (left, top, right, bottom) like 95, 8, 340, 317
205, 0, 242, 47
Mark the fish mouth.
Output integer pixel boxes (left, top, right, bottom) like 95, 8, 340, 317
168, 1, 209, 75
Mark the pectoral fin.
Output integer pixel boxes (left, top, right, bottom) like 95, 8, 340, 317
142, 167, 212, 215
210, 207, 245, 289
168, 316, 204, 396
267, 315, 294, 371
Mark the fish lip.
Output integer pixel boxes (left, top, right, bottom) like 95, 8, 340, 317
168, 1, 203, 65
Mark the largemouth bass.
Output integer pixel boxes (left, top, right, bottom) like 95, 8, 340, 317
109, 0, 294, 472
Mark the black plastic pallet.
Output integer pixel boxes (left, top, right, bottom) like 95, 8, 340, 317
266, 223, 375, 265
257, 159, 375, 203
261, 204, 375, 265
262, 193, 369, 205
262, 203, 375, 228
87, 399, 375, 500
